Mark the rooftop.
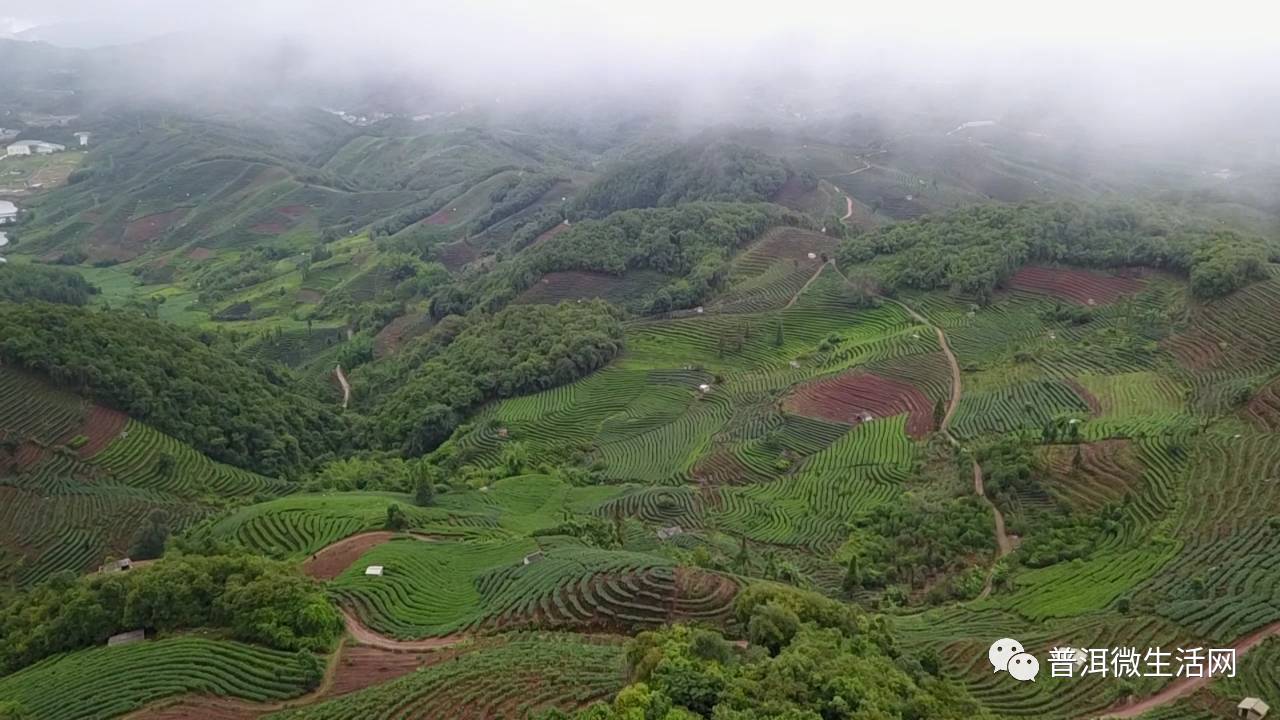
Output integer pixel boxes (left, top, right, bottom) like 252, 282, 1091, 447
1239, 698, 1270, 714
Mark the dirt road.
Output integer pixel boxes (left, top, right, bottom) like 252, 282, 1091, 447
1098, 619, 1280, 718
881, 297, 1011, 598
334, 365, 351, 409
785, 260, 833, 309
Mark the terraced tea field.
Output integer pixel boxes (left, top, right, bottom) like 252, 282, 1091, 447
0, 368, 286, 585
0, 638, 315, 720
266, 634, 626, 720
332, 537, 738, 638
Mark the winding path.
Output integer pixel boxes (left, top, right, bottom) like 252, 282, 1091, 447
785, 260, 834, 309
1096, 619, 1280, 718
827, 156, 872, 223
334, 365, 351, 409
880, 297, 1011, 597
340, 609, 470, 652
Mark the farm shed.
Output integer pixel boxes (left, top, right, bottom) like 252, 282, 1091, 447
656, 526, 683, 541
522, 552, 545, 565
1239, 698, 1270, 720
365, 565, 384, 576
0, 201, 16, 224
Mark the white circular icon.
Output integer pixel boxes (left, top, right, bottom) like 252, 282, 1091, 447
988, 638, 1024, 672
1008, 652, 1040, 682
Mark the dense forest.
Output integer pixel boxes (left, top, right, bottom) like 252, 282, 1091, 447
0, 302, 345, 476
573, 142, 791, 217
0, 265, 99, 306
357, 300, 625, 454
838, 202, 1275, 302
437, 202, 806, 315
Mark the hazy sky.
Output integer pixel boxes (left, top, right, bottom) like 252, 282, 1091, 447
5, 0, 1277, 64
3, 0, 1277, 145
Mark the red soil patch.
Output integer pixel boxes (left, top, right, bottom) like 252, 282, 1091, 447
422, 208, 453, 225
186, 247, 214, 261
1163, 332, 1227, 371
1041, 439, 1143, 510
1064, 378, 1102, 416
249, 219, 291, 234
326, 645, 462, 697
1008, 265, 1144, 306
513, 271, 631, 306
76, 404, 128, 459
435, 240, 478, 272
373, 313, 433, 358
693, 449, 761, 486
783, 371, 933, 438
755, 227, 840, 262
770, 172, 811, 206
10, 442, 47, 471
128, 697, 261, 720
276, 204, 310, 218
296, 289, 323, 304
529, 221, 570, 247
124, 208, 188, 245
302, 531, 397, 581
1244, 377, 1280, 431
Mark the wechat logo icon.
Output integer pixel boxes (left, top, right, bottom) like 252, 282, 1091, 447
989, 638, 1040, 682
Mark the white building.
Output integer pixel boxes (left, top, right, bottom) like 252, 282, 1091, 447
6, 140, 66, 156
0, 201, 17, 224
74, 132, 91, 147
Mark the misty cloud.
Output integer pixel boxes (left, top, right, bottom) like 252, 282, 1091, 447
2, 0, 1278, 151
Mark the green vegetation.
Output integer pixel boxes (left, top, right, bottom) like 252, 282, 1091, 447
439, 202, 806, 315
0, 265, 98, 305
2, 63, 1280, 720
0, 553, 341, 675
574, 142, 790, 216
838, 202, 1272, 302
358, 300, 625, 453
843, 494, 994, 601
0, 638, 316, 720
268, 634, 626, 719
0, 302, 345, 476
562, 585, 987, 720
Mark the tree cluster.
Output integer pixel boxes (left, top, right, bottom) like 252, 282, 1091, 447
357, 300, 624, 454
573, 142, 790, 217
0, 265, 99, 306
843, 493, 994, 602
0, 553, 342, 675
0, 302, 346, 477
437, 202, 805, 316
837, 202, 1273, 302
546, 585, 987, 720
